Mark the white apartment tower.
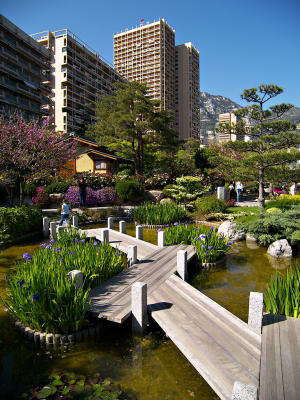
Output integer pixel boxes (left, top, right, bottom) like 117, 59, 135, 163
175, 42, 200, 139
114, 19, 178, 132
31, 29, 123, 133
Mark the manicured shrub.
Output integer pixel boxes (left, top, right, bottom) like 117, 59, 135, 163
4, 230, 125, 333
162, 176, 209, 202
264, 267, 300, 318
144, 173, 175, 190
0, 205, 42, 243
266, 207, 282, 214
239, 207, 300, 246
133, 202, 187, 225
97, 187, 116, 204
195, 195, 227, 214
115, 180, 144, 202
45, 181, 71, 194
265, 197, 300, 211
32, 186, 50, 208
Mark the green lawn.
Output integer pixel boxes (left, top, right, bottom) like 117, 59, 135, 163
226, 206, 261, 223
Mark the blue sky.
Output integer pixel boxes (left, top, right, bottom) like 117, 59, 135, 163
2, 0, 299, 107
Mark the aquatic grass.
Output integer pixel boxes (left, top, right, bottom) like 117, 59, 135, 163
264, 267, 300, 318
132, 202, 188, 225
4, 230, 126, 333
165, 224, 230, 263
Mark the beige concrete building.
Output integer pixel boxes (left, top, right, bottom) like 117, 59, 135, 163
217, 112, 237, 142
114, 19, 176, 129
175, 42, 200, 139
0, 15, 51, 119
31, 29, 123, 133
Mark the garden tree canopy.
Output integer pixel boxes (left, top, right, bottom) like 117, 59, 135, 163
0, 115, 77, 204
215, 84, 300, 206
86, 81, 178, 175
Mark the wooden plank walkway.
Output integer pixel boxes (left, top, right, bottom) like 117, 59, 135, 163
88, 244, 195, 322
260, 314, 300, 400
83, 228, 158, 260
148, 274, 261, 400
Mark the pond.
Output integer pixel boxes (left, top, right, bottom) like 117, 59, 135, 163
0, 225, 298, 399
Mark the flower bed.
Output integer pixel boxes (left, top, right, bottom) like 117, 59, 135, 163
4, 230, 125, 334
165, 223, 232, 264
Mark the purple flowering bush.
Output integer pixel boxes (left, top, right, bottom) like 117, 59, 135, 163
65, 186, 99, 206
32, 186, 50, 208
97, 187, 116, 204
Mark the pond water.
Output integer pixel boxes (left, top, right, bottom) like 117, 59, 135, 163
0, 225, 298, 399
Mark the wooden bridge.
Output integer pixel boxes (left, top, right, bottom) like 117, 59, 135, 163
78, 224, 299, 400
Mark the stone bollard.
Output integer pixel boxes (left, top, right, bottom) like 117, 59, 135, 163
132, 282, 148, 335
119, 220, 126, 234
177, 250, 188, 281
57, 226, 66, 238
107, 217, 114, 229
232, 381, 258, 400
43, 217, 49, 238
136, 225, 143, 240
217, 186, 226, 200
50, 221, 57, 239
72, 215, 79, 228
101, 228, 109, 244
157, 230, 165, 247
67, 270, 83, 289
248, 292, 264, 335
127, 245, 137, 266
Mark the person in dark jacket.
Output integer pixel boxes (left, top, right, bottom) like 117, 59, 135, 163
78, 177, 86, 207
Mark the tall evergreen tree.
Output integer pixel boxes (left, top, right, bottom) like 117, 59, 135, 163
216, 84, 300, 206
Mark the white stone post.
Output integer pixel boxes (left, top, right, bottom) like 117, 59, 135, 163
101, 228, 109, 244
50, 221, 57, 239
107, 217, 114, 229
67, 270, 83, 289
43, 217, 49, 238
119, 220, 126, 234
132, 282, 148, 335
72, 215, 79, 227
136, 225, 143, 240
217, 186, 226, 200
232, 381, 258, 400
248, 292, 264, 335
127, 245, 137, 266
57, 226, 66, 238
177, 250, 188, 281
157, 230, 165, 247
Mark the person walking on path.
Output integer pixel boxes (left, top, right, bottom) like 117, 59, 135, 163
59, 199, 71, 226
78, 177, 87, 207
236, 181, 243, 203
290, 182, 297, 196
229, 181, 236, 200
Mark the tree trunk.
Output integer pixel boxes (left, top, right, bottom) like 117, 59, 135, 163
19, 179, 25, 205
258, 166, 265, 207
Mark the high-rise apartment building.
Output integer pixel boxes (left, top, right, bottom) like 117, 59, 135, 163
175, 42, 200, 139
114, 19, 200, 140
31, 29, 124, 133
217, 112, 251, 143
0, 15, 51, 119
114, 19, 177, 131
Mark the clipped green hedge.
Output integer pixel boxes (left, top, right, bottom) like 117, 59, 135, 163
195, 195, 227, 214
45, 181, 71, 194
0, 206, 42, 243
115, 180, 144, 202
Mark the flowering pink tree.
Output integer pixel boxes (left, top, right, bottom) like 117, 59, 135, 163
0, 115, 77, 204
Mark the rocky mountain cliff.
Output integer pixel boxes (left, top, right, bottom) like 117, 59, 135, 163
200, 92, 300, 131
200, 92, 241, 131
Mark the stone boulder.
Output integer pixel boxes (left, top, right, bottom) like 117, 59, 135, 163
267, 239, 292, 258
49, 193, 64, 204
160, 197, 174, 204
218, 221, 245, 242
145, 190, 164, 203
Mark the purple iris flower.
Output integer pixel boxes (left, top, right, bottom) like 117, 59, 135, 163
46, 245, 52, 250
228, 241, 234, 246
196, 237, 200, 240
209, 226, 214, 230
207, 234, 211, 237
157, 228, 162, 232
59, 257, 64, 262
41, 243, 47, 248
4, 276, 7, 280
79, 239, 85, 243
174, 222, 179, 226
201, 245, 206, 248
166, 224, 170, 227
116, 253, 121, 256
74, 238, 80, 242
22, 253, 31, 259
200, 234, 206, 240
32, 293, 39, 300
208, 246, 212, 250
93, 241, 98, 246
55, 247, 62, 252
18, 280, 25, 287
26, 286, 31, 290
70, 251, 75, 254
205, 251, 209, 254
